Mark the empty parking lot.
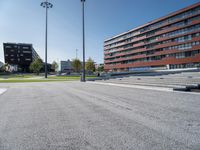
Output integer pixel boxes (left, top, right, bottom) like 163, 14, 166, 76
0, 81, 200, 150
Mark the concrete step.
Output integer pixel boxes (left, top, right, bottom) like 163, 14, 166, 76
106, 79, 200, 87
100, 80, 186, 89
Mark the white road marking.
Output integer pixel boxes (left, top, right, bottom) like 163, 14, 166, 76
0, 89, 7, 95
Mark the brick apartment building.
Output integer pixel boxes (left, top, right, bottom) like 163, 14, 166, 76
104, 2, 200, 72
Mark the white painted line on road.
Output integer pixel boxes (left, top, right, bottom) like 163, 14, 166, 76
0, 88, 7, 95
88, 82, 173, 92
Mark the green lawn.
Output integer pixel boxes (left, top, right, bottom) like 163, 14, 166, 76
0, 74, 37, 79
0, 75, 96, 83
48, 76, 96, 80
48, 76, 80, 80
0, 78, 77, 83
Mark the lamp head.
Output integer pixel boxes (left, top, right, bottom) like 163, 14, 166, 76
40, 1, 53, 8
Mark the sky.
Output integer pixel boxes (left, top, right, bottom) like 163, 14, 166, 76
0, 0, 199, 64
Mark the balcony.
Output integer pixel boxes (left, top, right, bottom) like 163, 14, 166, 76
105, 53, 200, 70
104, 12, 200, 47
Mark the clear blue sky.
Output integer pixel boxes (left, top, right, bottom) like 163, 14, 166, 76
0, 0, 199, 64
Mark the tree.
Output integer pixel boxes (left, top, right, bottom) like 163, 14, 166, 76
29, 58, 43, 75
0, 63, 9, 72
51, 61, 58, 72
97, 65, 104, 72
86, 57, 95, 73
72, 58, 82, 73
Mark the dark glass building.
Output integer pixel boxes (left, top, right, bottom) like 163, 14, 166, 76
104, 2, 200, 72
3, 43, 40, 72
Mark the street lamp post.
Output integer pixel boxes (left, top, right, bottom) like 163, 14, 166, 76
81, 0, 86, 82
41, 0, 53, 78
76, 49, 78, 59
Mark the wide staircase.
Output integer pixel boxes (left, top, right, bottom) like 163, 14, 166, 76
95, 72, 200, 92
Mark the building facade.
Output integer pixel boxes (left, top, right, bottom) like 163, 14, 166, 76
59, 60, 73, 73
3, 43, 40, 72
104, 2, 200, 72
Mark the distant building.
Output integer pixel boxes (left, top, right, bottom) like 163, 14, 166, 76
0, 61, 3, 68
0, 61, 4, 72
104, 2, 200, 72
59, 60, 73, 73
3, 43, 40, 72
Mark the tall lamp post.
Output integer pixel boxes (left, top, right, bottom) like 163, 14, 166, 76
81, 0, 86, 82
41, 0, 53, 78
76, 49, 78, 59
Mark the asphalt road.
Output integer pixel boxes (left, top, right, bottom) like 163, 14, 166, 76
0, 81, 200, 150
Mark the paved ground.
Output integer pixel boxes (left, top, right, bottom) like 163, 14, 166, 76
0, 81, 200, 150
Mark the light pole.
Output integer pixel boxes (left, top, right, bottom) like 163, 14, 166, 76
41, 0, 53, 78
76, 49, 78, 59
81, 0, 86, 82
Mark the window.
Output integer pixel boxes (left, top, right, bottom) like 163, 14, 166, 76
23, 51, 31, 54
176, 52, 185, 58
23, 47, 29, 49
